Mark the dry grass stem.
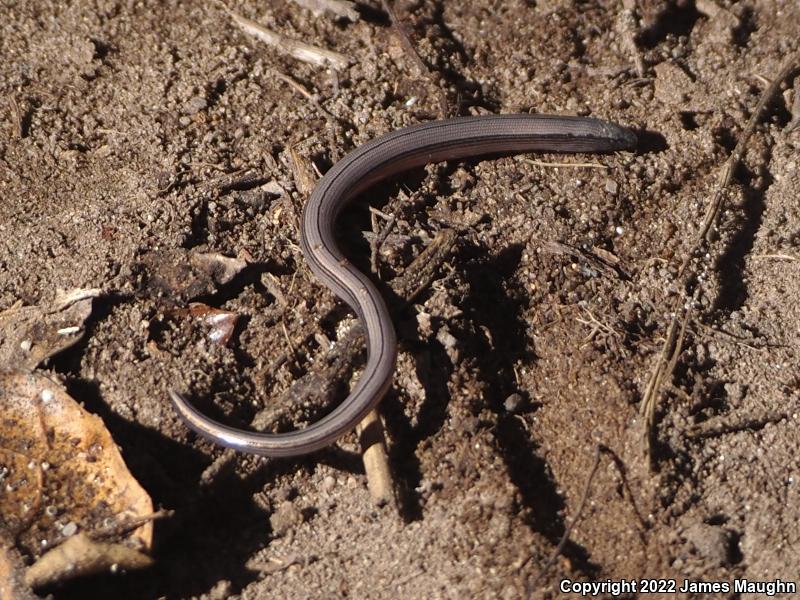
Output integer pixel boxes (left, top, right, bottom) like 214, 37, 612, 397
643, 50, 800, 468
521, 158, 608, 169
618, 0, 646, 78
224, 6, 348, 69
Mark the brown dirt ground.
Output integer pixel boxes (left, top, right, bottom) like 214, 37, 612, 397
2, 0, 799, 598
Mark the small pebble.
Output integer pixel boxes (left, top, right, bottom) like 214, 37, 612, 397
682, 523, 733, 566
183, 95, 208, 115
269, 501, 304, 538
276, 486, 296, 502
504, 393, 525, 413
207, 580, 233, 600
436, 327, 458, 349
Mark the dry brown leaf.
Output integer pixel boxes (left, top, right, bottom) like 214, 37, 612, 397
136, 249, 247, 301
0, 369, 153, 564
0, 288, 99, 370
187, 303, 239, 346
591, 246, 621, 266
168, 302, 240, 346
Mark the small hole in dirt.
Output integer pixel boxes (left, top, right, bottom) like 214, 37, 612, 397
90, 38, 112, 60
639, 4, 703, 48
679, 112, 699, 130
713, 125, 737, 153
727, 531, 744, 564
732, 6, 757, 47
706, 514, 728, 526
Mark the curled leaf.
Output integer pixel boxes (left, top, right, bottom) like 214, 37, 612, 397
167, 303, 240, 346
188, 303, 239, 346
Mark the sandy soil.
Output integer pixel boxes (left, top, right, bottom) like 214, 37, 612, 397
2, 0, 799, 598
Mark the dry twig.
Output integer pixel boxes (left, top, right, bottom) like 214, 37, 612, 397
369, 207, 398, 276
639, 299, 692, 470
529, 446, 603, 587
222, 4, 348, 69
273, 70, 336, 122
200, 230, 458, 499
689, 50, 800, 255
526, 446, 648, 587
356, 410, 396, 506
642, 50, 800, 468
617, 0, 646, 78
379, 0, 448, 118
540, 240, 628, 280
787, 76, 800, 132
521, 158, 608, 169
8, 96, 24, 138
687, 409, 794, 439
25, 534, 152, 590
